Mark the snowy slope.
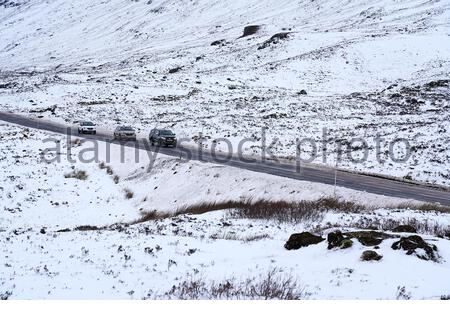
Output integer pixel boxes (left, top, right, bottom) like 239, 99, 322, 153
1, 122, 450, 300
0, 121, 411, 230
0, 0, 449, 186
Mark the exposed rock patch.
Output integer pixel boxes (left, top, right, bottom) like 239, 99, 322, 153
168, 67, 182, 74
258, 32, 290, 50
340, 239, 353, 249
327, 230, 346, 249
284, 232, 324, 250
211, 39, 226, 46
391, 235, 439, 261
240, 25, 261, 38
361, 250, 383, 261
328, 230, 392, 249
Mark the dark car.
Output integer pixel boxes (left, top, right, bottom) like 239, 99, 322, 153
114, 126, 136, 140
149, 129, 177, 147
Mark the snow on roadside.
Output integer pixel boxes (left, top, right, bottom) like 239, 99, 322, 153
1, 122, 450, 300
0, 121, 417, 230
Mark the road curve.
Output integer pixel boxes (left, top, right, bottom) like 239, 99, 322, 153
1, 111, 449, 206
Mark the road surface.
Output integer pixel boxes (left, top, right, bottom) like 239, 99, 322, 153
1, 111, 449, 205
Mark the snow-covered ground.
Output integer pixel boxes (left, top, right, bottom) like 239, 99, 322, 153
1, 122, 450, 299
0, 0, 449, 185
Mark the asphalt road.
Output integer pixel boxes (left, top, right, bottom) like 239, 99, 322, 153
1, 111, 449, 206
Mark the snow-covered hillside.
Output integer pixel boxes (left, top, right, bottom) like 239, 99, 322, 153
1, 122, 450, 299
0, 0, 449, 185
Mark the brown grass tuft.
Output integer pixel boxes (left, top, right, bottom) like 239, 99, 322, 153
156, 268, 305, 300
64, 169, 88, 180
124, 189, 134, 199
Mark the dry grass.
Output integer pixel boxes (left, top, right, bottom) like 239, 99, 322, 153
124, 189, 134, 199
99, 161, 114, 175
157, 268, 305, 300
64, 169, 88, 180
174, 200, 253, 216
228, 197, 365, 223
131, 210, 171, 224
106, 166, 113, 175
396, 202, 450, 214
133, 197, 366, 225
173, 197, 364, 224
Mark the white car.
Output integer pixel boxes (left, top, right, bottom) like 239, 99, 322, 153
78, 121, 96, 134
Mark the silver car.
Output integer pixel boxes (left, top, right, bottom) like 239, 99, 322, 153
113, 126, 136, 140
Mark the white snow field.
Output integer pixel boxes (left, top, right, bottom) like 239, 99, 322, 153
0, 0, 449, 185
1, 123, 450, 300
1, 0, 450, 300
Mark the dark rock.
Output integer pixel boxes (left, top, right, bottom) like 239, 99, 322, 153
74, 225, 99, 231
390, 93, 402, 99
285, 232, 324, 250
329, 230, 395, 248
391, 225, 417, 233
391, 235, 438, 261
56, 228, 71, 233
425, 79, 448, 89
211, 39, 226, 46
340, 239, 353, 249
240, 25, 260, 38
0, 82, 17, 89
29, 105, 57, 115
168, 67, 182, 74
327, 230, 345, 249
40, 228, 46, 234
258, 32, 290, 50
298, 90, 307, 95
361, 250, 383, 261
357, 236, 383, 246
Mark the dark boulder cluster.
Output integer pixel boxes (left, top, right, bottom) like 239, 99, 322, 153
391, 235, 439, 262
211, 39, 226, 46
258, 32, 290, 50
0, 1, 22, 8
327, 230, 386, 249
284, 225, 442, 263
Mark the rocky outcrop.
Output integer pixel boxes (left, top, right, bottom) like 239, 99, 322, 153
258, 32, 290, 50
284, 232, 325, 250
391, 235, 439, 261
327, 230, 346, 249
328, 230, 390, 249
361, 250, 383, 261
240, 25, 260, 38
